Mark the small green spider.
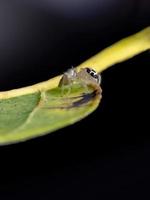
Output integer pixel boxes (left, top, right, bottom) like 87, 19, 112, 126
58, 67, 102, 95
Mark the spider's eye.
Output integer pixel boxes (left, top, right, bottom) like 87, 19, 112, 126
86, 68, 96, 75
90, 71, 95, 77
86, 68, 91, 74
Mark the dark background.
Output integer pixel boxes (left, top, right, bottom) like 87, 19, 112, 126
0, 0, 150, 199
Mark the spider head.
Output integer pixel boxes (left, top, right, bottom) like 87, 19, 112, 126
85, 67, 101, 84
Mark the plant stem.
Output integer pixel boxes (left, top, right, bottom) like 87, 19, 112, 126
78, 27, 150, 72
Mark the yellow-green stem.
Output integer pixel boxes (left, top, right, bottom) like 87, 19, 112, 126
78, 27, 150, 72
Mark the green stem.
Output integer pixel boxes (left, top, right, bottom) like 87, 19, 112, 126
78, 27, 150, 72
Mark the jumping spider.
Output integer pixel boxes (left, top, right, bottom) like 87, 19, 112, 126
59, 67, 101, 85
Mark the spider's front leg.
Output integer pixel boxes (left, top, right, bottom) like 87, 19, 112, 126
58, 68, 77, 96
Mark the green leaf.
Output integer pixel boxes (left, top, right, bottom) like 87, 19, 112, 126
0, 84, 101, 145
0, 27, 150, 145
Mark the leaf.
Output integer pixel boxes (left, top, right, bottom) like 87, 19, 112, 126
0, 27, 150, 145
0, 84, 101, 145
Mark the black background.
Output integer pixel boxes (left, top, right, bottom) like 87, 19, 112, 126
0, 0, 150, 199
